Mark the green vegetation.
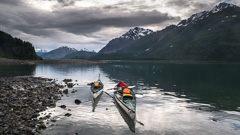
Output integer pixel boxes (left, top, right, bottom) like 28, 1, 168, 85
0, 31, 41, 60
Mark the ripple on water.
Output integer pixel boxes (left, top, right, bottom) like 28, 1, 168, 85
31, 63, 240, 135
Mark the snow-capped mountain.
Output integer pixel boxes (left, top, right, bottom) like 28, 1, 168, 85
80, 48, 96, 53
41, 46, 78, 59
35, 48, 48, 53
96, 2, 240, 61
98, 27, 153, 54
177, 2, 237, 27
35, 48, 48, 56
120, 27, 153, 40
211, 2, 235, 13
59, 46, 78, 52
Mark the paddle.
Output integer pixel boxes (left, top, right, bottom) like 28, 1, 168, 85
104, 91, 144, 126
98, 73, 101, 81
87, 73, 101, 86
104, 91, 114, 98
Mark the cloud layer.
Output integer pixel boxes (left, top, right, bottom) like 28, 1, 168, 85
0, 0, 239, 51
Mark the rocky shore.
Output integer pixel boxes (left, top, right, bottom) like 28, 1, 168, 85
0, 77, 64, 134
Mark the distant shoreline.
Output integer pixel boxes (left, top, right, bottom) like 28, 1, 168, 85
0, 58, 106, 64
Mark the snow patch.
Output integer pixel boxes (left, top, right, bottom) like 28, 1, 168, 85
120, 27, 153, 40
211, 2, 235, 14
177, 3, 236, 27
80, 48, 96, 53
35, 48, 48, 52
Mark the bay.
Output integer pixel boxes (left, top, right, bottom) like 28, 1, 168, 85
0, 61, 240, 135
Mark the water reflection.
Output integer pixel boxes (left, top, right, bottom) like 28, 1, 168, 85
0, 64, 36, 77
91, 91, 103, 112
114, 98, 136, 133
99, 61, 240, 111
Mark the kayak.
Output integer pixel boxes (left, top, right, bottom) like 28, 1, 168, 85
114, 88, 136, 120
91, 90, 103, 112
90, 80, 104, 99
115, 96, 136, 132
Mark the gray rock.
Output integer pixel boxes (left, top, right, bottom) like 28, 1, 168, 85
67, 83, 74, 88
0, 77, 64, 134
75, 99, 81, 105
59, 105, 66, 109
63, 89, 68, 94
65, 113, 71, 117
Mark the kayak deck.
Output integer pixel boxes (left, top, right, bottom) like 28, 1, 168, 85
90, 81, 104, 99
91, 81, 104, 93
114, 91, 136, 113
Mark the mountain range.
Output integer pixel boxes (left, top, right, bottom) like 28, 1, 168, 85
63, 50, 96, 59
35, 48, 48, 56
3, 2, 238, 61
40, 46, 96, 59
95, 2, 240, 61
41, 46, 78, 59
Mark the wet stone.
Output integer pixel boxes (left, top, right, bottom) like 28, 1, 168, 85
50, 119, 57, 122
0, 77, 63, 134
65, 113, 71, 117
67, 83, 74, 88
38, 123, 47, 129
59, 105, 66, 109
63, 89, 68, 94
63, 79, 72, 84
75, 99, 81, 105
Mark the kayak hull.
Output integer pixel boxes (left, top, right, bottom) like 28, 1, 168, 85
91, 89, 103, 99
114, 91, 136, 120
114, 97, 136, 133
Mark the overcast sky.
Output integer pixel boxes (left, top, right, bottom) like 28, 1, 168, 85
0, 0, 239, 52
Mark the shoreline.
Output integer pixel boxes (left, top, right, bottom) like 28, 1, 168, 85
0, 58, 106, 64
0, 76, 64, 134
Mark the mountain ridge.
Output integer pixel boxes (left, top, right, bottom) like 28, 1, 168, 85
98, 27, 153, 54
41, 46, 78, 59
63, 50, 96, 59
95, 2, 240, 61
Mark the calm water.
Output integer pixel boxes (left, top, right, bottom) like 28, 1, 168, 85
0, 61, 240, 135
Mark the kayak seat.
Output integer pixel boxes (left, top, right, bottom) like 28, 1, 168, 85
93, 82, 102, 88
122, 93, 133, 102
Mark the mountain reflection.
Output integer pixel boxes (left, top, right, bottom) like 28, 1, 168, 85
99, 61, 240, 111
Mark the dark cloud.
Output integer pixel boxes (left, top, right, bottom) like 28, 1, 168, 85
0, 3, 179, 37
52, 9, 179, 35
0, 0, 22, 5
